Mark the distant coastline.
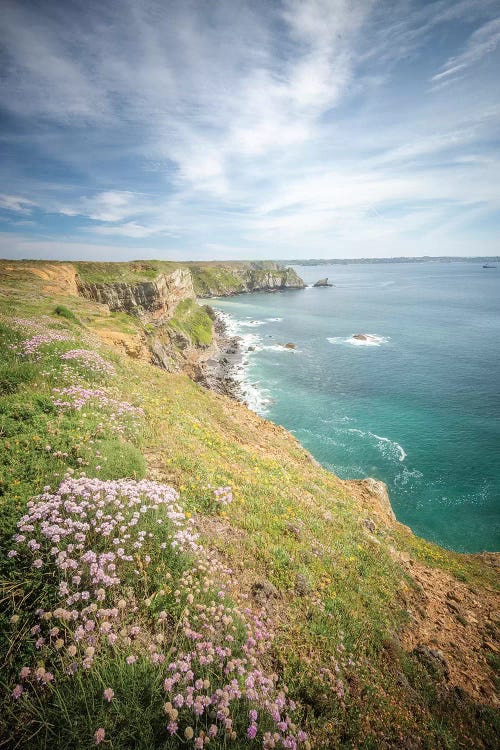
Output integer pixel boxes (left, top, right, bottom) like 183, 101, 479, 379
283, 256, 500, 266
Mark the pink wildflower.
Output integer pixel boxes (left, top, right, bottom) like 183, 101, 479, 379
247, 723, 258, 739
103, 688, 114, 702
167, 721, 178, 735
12, 684, 24, 699
94, 728, 105, 745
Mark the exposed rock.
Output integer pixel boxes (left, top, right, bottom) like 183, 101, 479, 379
251, 580, 279, 605
24, 263, 79, 296
353, 333, 370, 341
344, 477, 396, 522
413, 644, 450, 680
295, 574, 312, 596
77, 268, 195, 322
446, 599, 470, 623
95, 329, 150, 362
284, 342, 296, 349
362, 518, 376, 534
313, 277, 333, 287
195, 264, 306, 297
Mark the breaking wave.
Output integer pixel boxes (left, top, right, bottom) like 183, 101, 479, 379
327, 334, 390, 347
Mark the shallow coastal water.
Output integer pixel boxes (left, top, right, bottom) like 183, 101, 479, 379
211, 262, 500, 553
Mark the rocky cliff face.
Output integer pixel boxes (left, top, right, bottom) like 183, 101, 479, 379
76, 264, 305, 383
192, 265, 305, 297
245, 268, 305, 292
77, 268, 195, 321
76, 267, 219, 379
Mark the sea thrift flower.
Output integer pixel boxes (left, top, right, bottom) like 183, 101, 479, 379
12, 685, 23, 699
60, 349, 115, 375
248, 723, 258, 739
94, 728, 105, 745
103, 688, 114, 702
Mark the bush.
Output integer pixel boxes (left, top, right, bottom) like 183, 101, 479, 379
53, 305, 81, 325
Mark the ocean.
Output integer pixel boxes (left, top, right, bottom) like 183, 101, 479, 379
210, 262, 500, 553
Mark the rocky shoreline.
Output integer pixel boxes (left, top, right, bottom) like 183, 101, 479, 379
194, 310, 247, 401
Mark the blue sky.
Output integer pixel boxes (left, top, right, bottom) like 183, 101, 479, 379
1, 0, 499, 261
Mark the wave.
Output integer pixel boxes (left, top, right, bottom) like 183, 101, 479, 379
239, 319, 267, 327
260, 344, 299, 353
348, 428, 406, 462
327, 334, 390, 347
266, 317, 283, 322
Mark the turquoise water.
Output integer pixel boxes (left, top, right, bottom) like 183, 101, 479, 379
212, 262, 500, 553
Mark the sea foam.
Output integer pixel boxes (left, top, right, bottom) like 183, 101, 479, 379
327, 334, 390, 347
348, 428, 406, 462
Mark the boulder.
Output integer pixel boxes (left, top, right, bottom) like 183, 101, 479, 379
251, 580, 279, 605
295, 574, 312, 596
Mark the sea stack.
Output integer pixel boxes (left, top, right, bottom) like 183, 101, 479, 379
313, 277, 333, 287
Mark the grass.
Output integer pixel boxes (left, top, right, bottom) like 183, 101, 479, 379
166, 299, 213, 346
0, 263, 498, 749
188, 266, 248, 296
75, 261, 181, 285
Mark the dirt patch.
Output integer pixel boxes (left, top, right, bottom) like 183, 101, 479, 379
396, 551, 499, 706
24, 264, 79, 296
93, 328, 150, 362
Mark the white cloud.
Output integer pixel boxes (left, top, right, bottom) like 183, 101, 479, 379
58, 191, 153, 223
0, 194, 38, 213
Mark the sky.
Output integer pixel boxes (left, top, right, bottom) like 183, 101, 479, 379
1, 0, 499, 262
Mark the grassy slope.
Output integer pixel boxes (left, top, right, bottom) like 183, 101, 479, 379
0, 263, 498, 749
166, 299, 213, 347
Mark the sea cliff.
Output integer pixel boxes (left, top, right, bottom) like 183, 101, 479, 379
72, 260, 305, 387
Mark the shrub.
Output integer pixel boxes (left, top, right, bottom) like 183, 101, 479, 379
53, 305, 81, 325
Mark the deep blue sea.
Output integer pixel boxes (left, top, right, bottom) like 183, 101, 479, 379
211, 262, 500, 553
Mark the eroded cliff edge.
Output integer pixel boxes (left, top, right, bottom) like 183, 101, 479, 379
73, 261, 305, 387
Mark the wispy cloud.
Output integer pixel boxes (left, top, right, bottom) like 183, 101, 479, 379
0, 0, 499, 259
431, 16, 500, 85
0, 194, 38, 214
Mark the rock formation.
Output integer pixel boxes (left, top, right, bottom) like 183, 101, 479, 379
313, 277, 333, 287
77, 268, 195, 322
192, 264, 305, 297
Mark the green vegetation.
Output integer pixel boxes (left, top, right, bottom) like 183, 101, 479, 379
166, 299, 213, 346
75, 261, 181, 285
53, 305, 82, 325
0, 262, 498, 749
188, 265, 247, 296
